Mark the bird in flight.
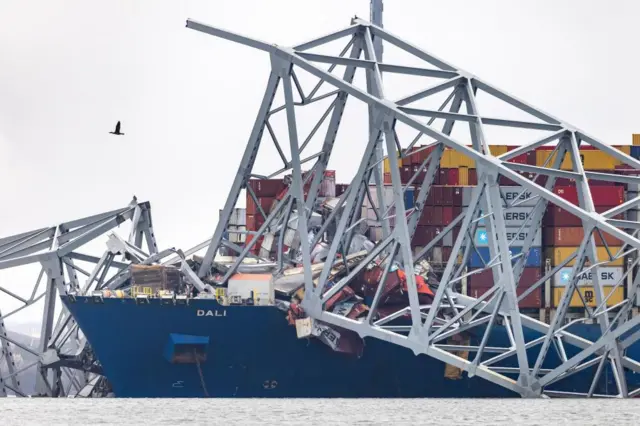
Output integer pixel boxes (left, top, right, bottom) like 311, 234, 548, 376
109, 121, 124, 136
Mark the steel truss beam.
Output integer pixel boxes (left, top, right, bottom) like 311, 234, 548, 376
186, 16, 640, 398
0, 198, 158, 397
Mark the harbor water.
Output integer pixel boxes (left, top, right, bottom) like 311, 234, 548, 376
0, 398, 638, 425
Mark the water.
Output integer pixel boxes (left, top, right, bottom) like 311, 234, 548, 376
1, 399, 639, 425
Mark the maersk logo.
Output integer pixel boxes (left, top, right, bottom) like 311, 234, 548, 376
476, 230, 488, 244
197, 309, 227, 317
560, 271, 571, 284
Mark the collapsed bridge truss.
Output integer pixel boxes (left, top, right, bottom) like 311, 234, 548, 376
0, 198, 161, 397
187, 16, 640, 398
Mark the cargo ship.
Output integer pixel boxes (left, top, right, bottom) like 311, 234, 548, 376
60, 141, 640, 398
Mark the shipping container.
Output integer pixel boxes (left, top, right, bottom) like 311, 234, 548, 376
535, 149, 623, 171
246, 214, 266, 231
248, 179, 286, 197
544, 246, 624, 267
467, 247, 542, 268
632, 145, 640, 160
461, 205, 535, 227
633, 134, 640, 146
452, 186, 463, 206
457, 167, 468, 186
543, 205, 623, 227
447, 168, 459, 186
504, 147, 536, 165
227, 225, 247, 244
552, 286, 624, 308
468, 266, 542, 288
469, 284, 542, 309
383, 155, 402, 174
441, 187, 454, 206
543, 227, 623, 247
461, 185, 538, 207
469, 169, 478, 185
412, 226, 431, 246
228, 273, 274, 305
369, 226, 384, 242
442, 206, 453, 225
336, 184, 348, 196
473, 227, 541, 247
319, 171, 336, 197
489, 145, 509, 156
220, 208, 247, 227
246, 196, 274, 216
404, 188, 415, 209
553, 266, 623, 287
441, 149, 475, 168
553, 185, 624, 206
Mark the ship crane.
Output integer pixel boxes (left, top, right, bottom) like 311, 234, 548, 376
184, 2, 640, 398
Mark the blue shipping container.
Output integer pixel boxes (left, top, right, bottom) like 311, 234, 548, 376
467, 247, 542, 268
631, 146, 640, 160
404, 188, 414, 209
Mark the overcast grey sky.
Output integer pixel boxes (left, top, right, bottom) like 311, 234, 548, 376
1, 0, 639, 325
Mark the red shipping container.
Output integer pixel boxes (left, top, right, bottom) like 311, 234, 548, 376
442, 206, 453, 225
442, 247, 453, 262
553, 185, 624, 206
248, 179, 285, 197
432, 186, 444, 206
383, 172, 392, 185
469, 169, 478, 185
505, 147, 536, 165
468, 283, 542, 309
401, 149, 413, 166
437, 169, 446, 185
432, 206, 443, 226
543, 205, 623, 227
412, 226, 431, 246
425, 189, 436, 206
543, 226, 623, 247
452, 187, 463, 207
447, 169, 459, 186
468, 267, 542, 288
401, 166, 411, 184
418, 209, 432, 226
246, 196, 274, 216
452, 205, 462, 221
468, 267, 543, 309
246, 214, 266, 231
442, 187, 454, 206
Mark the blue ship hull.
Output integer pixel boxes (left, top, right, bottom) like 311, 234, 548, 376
61, 295, 640, 398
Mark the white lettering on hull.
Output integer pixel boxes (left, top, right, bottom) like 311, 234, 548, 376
196, 309, 227, 317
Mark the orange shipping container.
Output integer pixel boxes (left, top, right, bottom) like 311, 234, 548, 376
552, 286, 624, 308
543, 227, 623, 247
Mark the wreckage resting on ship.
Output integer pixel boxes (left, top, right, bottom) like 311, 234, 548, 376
5, 2, 640, 399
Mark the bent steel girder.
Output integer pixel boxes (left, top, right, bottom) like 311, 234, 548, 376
187, 17, 640, 397
0, 198, 156, 397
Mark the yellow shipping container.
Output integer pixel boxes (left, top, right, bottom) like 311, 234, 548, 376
633, 134, 640, 146
458, 166, 469, 186
552, 285, 624, 308
489, 145, 509, 156
441, 149, 475, 168
536, 150, 621, 170
617, 145, 631, 155
383, 156, 402, 174
545, 246, 624, 267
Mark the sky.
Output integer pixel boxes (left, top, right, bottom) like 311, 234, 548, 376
1, 0, 640, 327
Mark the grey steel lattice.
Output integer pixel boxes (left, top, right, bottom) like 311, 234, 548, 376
185, 13, 640, 398
0, 198, 159, 397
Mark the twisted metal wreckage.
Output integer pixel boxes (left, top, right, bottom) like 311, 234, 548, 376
2, 7, 640, 398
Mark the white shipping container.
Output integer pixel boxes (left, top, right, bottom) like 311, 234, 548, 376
473, 227, 541, 247
461, 206, 535, 227
553, 266, 624, 288
222, 208, 247, 226
432, 247, 443, 263
461, 186, 538, 207
228, 274, 274, 305
228, 225, 247, 244
369, 226, 384, 242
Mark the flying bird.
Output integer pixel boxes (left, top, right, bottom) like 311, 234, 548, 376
109, 121, 124, 136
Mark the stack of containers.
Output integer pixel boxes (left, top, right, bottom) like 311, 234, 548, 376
543, 185, 626, 310
246, 179, 286, 254
410, 185, 463, 263
463, 185, 543, 310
